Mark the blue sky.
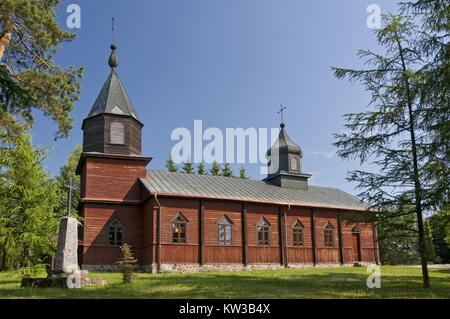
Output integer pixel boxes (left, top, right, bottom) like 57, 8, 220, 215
31, 0, 400, 195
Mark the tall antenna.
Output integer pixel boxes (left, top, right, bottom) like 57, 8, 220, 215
112, 17, 115, 44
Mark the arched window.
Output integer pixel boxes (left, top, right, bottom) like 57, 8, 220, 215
108, 219, 123, 246
110, 121, 125, 145
290, 156, 299, 171
172, 213, 188, 243
257, 218, 271, 246
292, 220, 305, 247
324, 222, 334, 247
218, 216, 233, 245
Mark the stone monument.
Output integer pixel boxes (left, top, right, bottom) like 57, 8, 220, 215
54, 216, 80, 274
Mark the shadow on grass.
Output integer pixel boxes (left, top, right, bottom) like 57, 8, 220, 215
0, 268, 449, 299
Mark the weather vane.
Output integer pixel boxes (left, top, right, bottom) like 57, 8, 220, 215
277, 104, 287, 125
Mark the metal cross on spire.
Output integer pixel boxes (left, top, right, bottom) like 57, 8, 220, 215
277, 104, 287, 127
65, 178, 77, 217
112, 17, 115, 44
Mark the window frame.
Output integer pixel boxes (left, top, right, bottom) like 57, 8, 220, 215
109, 121, 126, 145
171, 213, 188, 244
289, 156, 299, 172
257, 218, 271, 246
292, 219, 305, 247
217, 216, 233, 245
108, 219, 124, 246
324, 222, 335, 248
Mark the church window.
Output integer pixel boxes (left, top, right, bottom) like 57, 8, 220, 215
324, 222, 335, 247
108, 219, 123, 246
172, 213, 188, 244
290, 156, 299, 171
218, 216, 232, 245
292, 220, 305, 246
257, 218, 271, 246
110, 121, 125, 145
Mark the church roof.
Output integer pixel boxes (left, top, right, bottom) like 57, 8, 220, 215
140, 171, 368, 211
87, 45, 140, 121
267, 125, 302, 156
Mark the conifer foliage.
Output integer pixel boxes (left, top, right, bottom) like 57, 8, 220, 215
115, 244, 138, 284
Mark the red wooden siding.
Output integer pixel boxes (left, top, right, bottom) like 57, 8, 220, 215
84, 157, 147, 202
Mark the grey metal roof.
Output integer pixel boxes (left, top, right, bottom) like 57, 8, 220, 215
141, 171, 368, 211
87, 45, 140, 120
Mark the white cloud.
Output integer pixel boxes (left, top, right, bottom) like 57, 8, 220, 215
306, 150, 335, 159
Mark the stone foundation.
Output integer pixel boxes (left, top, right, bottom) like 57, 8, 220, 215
83, 262, 371, 273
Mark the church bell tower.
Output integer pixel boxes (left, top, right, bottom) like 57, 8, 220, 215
77, 44, 151, 268
82, 45, 143, 156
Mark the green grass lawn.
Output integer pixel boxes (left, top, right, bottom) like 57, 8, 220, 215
0, 266, 449, 299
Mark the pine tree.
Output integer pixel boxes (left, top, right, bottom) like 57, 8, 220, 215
332, 14, 444, 288
221, 163, 234, 177
166, 156, 178, 173
239, 166, 248, 179
197, 161, 206, 175
182, 158, 194, 174
210, 161, 221, 176
115, 244, 138, 284
0, 0, 83, 139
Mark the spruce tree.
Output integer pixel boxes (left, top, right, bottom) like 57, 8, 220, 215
239, 167, 249, 179
210, 161, 221, 176
221, 163, 234, 177
182, 158, 194, 174
197, 160, 206, 175
115, 244, 138, 284
166, 156, 178, 173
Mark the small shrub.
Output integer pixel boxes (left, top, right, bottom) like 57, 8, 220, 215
115, 244, 138, 283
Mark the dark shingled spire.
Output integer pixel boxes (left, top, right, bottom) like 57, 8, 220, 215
87, 44, 140, 121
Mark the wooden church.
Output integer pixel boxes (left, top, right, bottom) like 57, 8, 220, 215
76, 45, 379, 272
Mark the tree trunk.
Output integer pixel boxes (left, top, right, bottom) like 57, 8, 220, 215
0, 247, 6, 270
0, 17, 13, 62
398, 38, 431, 289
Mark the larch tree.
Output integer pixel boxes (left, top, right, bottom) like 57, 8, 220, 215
0, 133, 59, 269
0, 0, 83, 139
332, 14, 447, 288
